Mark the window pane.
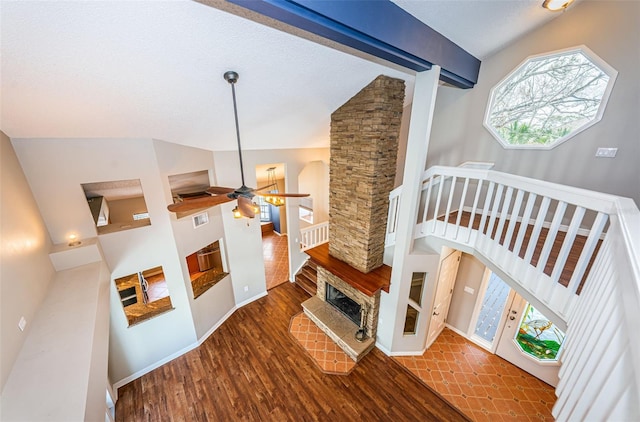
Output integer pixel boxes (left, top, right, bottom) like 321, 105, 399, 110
485, 48, 616, 149
515, 304, 566, 361
408, 272, 425, 306
474, 273, 511, 343
403, 305, 419, 335
258, 196, 271, 222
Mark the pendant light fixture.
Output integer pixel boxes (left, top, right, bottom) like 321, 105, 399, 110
263, 167, 285, 207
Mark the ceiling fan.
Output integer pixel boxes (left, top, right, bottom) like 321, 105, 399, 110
167, 71, 309, 218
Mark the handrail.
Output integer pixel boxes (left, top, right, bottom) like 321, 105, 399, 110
387, 167, 626, 307
300, 221, 329, 251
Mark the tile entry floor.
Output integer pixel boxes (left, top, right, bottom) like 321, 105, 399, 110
394, 328, 556, 422
263, 231, 290, 290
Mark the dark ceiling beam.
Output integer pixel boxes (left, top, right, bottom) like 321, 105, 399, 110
225, 0, 480, 88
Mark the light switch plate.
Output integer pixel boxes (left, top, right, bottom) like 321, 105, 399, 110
464, 286, 475, 295
595, 147, 618, 158
18, 316, 27, 331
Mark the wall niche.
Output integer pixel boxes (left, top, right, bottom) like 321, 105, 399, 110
114, 266, 173, 326
81, 179, 151, 235
186, 240, 228, 299
168, 170, 212, 219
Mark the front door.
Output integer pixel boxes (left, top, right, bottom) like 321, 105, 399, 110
495, 293, 565, 387
426, 250, 461, 347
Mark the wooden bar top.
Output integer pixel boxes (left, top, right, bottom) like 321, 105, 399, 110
305, 243, 391, 296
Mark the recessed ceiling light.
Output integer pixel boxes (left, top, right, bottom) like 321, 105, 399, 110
542, 0, 575, 12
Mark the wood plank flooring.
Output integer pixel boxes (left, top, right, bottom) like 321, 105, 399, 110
115, 282, 468, 421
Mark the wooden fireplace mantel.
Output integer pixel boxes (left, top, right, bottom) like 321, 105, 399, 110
305, 243, 391, 296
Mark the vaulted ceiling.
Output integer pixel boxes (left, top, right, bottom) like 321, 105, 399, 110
0, 0, 570, 152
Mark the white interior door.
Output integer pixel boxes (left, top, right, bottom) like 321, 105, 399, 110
426, 250, 461, 347
495, 293, 564, 387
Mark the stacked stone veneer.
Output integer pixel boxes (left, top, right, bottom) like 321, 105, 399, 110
329, 75, 405, 273
316, 267, 381, 339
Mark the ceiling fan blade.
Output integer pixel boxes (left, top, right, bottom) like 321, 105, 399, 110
206, 186, 236, 195
255, 192, 310, 198
237, 196, 257, 218
167, 195, 233, 213
254, 184, 275, 192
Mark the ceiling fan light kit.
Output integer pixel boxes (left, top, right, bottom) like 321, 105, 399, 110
166, 70, 309, 218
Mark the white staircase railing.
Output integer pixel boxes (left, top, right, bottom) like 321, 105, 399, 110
300, 221, 329, 251
387, 166, 617, 323
387, 165, 640, 420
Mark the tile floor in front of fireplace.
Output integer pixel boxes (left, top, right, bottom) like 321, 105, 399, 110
289, 312, 356, 375
394, 328, 556, 422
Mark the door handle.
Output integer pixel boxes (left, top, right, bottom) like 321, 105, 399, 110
509, 316, 516, 320
433, 312, 440, 316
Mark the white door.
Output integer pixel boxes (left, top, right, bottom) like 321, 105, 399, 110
495, 293, 564, 387
426, 250, 461, 347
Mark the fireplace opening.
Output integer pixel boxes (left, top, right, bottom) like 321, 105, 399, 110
326, 284, 361, 326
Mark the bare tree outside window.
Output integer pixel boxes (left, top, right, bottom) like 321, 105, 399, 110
485, 47, 617, 149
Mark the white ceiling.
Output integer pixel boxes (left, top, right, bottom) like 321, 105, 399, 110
0, 0, 568, 152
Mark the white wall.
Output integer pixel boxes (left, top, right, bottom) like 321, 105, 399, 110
213, 147, 330, 292
153, 139, 236, 340
299, 160, 330, 226
0, 132, 55, 393
11, 138, 199, 384
380, 251, 441, 354
1, 260, 110, 422
427, 1, 640, 206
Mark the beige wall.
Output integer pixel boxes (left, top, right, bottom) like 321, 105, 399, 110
107, 196, 148, 223
298, 160, 330, 227
446, 253, 485, 334
427, 1, 640, 205
0, 132, 55, 392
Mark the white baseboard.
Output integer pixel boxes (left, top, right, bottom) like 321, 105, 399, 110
196, 306, 237, 347
375, 341, 392, 356
235, 291, 267, 308
444, 323, 468, 338
113, 341, 199, 391
375, 341, 427, 357
112, 291, 268, 393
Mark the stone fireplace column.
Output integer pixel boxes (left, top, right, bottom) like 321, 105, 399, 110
329, 75, 405, 274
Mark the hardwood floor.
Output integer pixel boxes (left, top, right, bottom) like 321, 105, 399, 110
115, 282, 469, 421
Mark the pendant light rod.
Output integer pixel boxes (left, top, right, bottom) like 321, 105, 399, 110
224, 70, 246, 187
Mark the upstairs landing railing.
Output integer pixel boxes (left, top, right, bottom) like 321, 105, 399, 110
300, 221, 329, 251
387, 166, 616, 322
387, 165, 640, 420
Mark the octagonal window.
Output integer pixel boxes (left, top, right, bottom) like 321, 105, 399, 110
485, 46, 617, 149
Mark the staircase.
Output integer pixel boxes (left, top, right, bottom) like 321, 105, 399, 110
295, 260, 317, 296
385, 165, 640, 420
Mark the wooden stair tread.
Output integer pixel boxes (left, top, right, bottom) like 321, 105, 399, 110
295, 274, 316, 296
